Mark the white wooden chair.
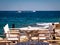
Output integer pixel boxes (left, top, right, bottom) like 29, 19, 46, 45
4, 24, 20, 44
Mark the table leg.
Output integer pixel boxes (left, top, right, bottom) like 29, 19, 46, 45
6, 43, 10, 45
6, 43, 8, 45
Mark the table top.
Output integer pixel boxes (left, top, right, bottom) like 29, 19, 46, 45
47, 40, 60, 42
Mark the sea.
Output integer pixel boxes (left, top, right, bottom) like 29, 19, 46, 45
0, 11, 60, 36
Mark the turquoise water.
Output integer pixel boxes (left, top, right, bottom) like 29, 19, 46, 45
0, 11, 60, 35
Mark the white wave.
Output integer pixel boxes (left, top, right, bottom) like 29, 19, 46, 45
36, 22, 59, 26
36, 23, 52, 26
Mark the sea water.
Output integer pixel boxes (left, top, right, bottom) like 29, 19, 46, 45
0, 11, 60, 35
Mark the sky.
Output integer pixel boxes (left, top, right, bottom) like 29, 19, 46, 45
0, 0, 60, 11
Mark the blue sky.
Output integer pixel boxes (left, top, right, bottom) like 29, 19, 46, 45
0, 0, 60, 11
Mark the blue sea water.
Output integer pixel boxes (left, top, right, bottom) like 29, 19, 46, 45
0, 11, 60, 35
